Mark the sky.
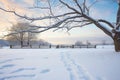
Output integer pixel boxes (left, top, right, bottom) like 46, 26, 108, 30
0, 0, 118, 45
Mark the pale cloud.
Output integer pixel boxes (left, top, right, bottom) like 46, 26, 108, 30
0, 0, 13, 9
0, 0, 21, 10
23, 0, 34, 5
0, 0, 32, 37
0, 0, 41, 22
0, 0, 36, 15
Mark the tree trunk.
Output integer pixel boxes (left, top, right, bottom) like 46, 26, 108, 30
114, 3, 120, 52
27, 32, 30, 46
20, 40, 23, 48
113, 32, 120, 52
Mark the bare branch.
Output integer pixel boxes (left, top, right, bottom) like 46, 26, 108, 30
28, 7, 49, 9
53, 20, 92, 32
5, 16, 81, 36
31, 15, 82, 33
65, 19, 90, 23
98, 19, 114, 28
94, 22, 113, 38
67, 22, 93, 31
83, 0, 89, 15
59, 0, 81, 14
0, 7, 76, 21
81, 14, 113, 38
73, 0, 83, 13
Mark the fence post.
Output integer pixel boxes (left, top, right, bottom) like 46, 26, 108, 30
56, 45, 59, 48
87, 45, 88, 48
79, 46, 81, 48
94, 45, 96, 48
71, 45, 74, 48
30, 45, 32, 48
10, 45, 12, 48
49, 45, 51, 48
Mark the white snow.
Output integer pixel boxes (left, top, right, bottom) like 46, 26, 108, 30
0, 46, 120, 80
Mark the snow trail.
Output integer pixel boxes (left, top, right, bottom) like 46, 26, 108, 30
60, 52, 95, 80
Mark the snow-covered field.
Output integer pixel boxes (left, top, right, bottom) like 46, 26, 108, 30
0, 47, 120, 80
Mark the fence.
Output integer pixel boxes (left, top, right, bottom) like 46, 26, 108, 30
9, 45, 97, 49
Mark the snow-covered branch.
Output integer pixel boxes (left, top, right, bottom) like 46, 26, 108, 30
67, 22, 93, 31
5, 16, 81, 37
0, 7, 76, 21
98, 19, 114, 28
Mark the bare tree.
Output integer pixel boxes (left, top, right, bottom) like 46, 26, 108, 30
6, 22, 37, 47
102, 40, 106, 45
86, 40, 91, 46
75, 41, 83, 46
0, 0, 120, 52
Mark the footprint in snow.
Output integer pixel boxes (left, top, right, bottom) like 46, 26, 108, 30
0, 74, 35, 80
0, 72, 4, 74
0, 58, 23, 64
43, 57, 48, 59
0, 64, 15, 69
40, 69, 50, 74
11, 68, 36, 73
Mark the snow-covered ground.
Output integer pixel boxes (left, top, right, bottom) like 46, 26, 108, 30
0, 46, 120, 80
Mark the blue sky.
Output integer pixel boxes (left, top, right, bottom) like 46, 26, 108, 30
0, 0, 118, 44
